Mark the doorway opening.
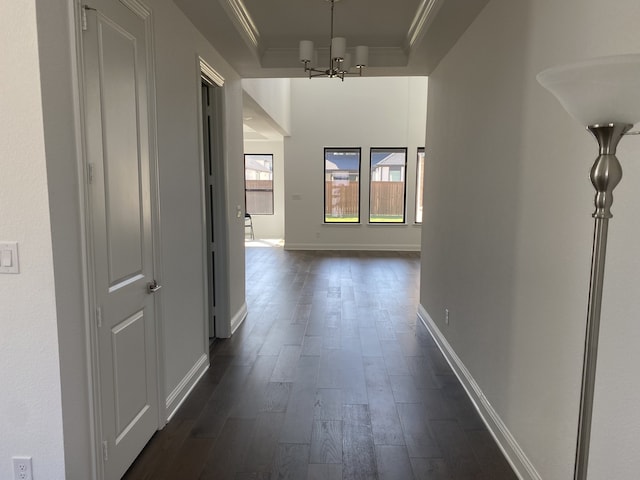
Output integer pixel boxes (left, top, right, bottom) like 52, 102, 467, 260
200, 76, 227, 341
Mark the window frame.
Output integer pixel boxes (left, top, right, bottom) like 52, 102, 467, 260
244, 153, 274, 215
415, 147, 425, 224
368, 147, 408, 224
324, 147, 362, 224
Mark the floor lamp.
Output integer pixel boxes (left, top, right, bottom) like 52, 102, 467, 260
537, 54, 640, 480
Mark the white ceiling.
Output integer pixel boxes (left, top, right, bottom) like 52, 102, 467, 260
174, 0, 490, 78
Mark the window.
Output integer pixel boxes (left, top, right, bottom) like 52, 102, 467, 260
415, 148, 425, 223
324, 148, 361, 223
369, 148, 407, 223
244, 154, 274, 215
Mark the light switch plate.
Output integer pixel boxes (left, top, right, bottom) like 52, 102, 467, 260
0, 242, 19, 274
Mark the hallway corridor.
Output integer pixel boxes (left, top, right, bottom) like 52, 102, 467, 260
123, 248, 516, 479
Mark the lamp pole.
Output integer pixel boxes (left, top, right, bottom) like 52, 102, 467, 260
574, 122, 632, 480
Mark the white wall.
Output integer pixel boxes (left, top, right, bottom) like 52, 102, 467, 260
284, 77, 427, 251
242, 78, 291, 135
148, 0, 246, 403
420, 0, 640, 478
244, 140, 286, 239
0, 2, 66, 479
36, 1, 95, 477
1, 0, 248, 477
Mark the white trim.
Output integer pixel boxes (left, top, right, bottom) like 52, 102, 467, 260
72, 2, 101, 478
119, 0, 150, 19
283, 243, 421, 252
200, 57, 225, 87
196, 62, 211, 351
417, 305, 542, 480
405, 0, 444, 51
140, 0, 167, 428
197, 60, 231, 343
165, 353, 209, 420
218, 0, 263, 62
74, 3, 105, 478
230, 302, 248, 336
219, 0, 260, 52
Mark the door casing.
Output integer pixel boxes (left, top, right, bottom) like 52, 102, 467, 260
198, 58, 230, 340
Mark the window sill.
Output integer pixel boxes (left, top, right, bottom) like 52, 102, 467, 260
323, 222, 363, 227
322, 222, 421, 227
367, 223, 410, 227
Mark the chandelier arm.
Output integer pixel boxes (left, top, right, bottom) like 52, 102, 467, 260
305, 65, 330, 75
308, 70, 332, 78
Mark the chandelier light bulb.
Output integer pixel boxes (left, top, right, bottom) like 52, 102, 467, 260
331, 37, 346, 60
355, 45, 369, 67
299, 40, 314, 63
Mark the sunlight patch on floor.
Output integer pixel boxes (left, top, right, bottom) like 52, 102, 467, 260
244, 238, 284, 248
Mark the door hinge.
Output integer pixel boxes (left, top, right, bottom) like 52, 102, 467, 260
96, 306, 102, 328
82, 6, 96, 31
88, 163, 94, 184
102, 440, 108, 462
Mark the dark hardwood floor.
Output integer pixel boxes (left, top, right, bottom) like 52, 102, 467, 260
123, 248, 517, 480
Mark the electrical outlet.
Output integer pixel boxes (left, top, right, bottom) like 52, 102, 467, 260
445, 308, 449, 325
13, 456, 32, 480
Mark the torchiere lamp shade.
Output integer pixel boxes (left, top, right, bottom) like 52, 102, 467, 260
537, 54, 640, 127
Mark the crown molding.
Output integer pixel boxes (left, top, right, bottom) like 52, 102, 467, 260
119, 0, 151, 19
200, 57, 225, 87
406, 0, 444, 51
219, 0, 261, 53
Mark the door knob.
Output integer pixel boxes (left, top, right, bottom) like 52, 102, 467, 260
147, 280, 162, 294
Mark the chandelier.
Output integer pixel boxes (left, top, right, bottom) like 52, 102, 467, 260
298, 0, 369, 80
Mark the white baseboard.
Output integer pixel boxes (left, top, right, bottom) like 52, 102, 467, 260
284, 242, 420, 252
230, 301, 248, 335
164, 303, 248, 420
417, 305, 541, 480
165, 353, 209, 421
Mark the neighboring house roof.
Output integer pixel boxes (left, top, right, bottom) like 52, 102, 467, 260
372, 152, 405, 168
245, 157, 272, 173
325, 159, 339, 170
325, 156, 359, 172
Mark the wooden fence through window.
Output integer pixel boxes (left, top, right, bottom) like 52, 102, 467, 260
370, 181, 404, 216
246, 180, 273, 214
325, 182, 359, 218
324, 181, 405, 217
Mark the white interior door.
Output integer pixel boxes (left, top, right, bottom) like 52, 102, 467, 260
81, 2, 158, 478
